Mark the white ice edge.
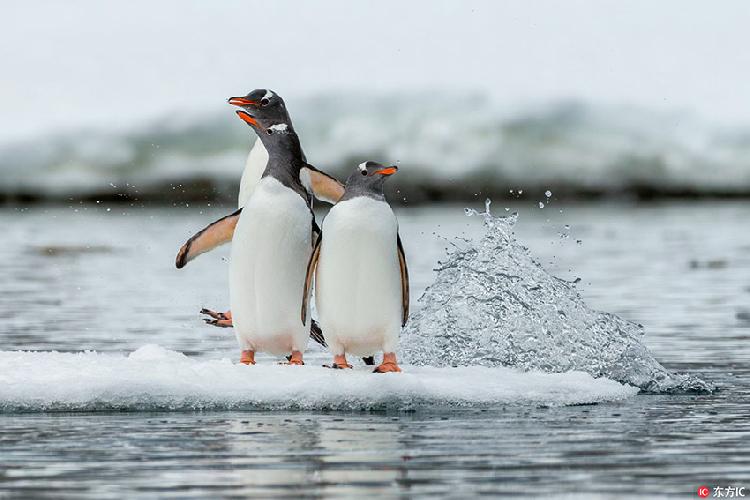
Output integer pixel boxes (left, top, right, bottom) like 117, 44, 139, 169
0, 345, 638, 412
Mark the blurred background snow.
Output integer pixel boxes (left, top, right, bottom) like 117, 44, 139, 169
1, 0, 749, 202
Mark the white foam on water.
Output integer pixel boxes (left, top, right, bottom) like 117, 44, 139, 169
0, 345, 637, 412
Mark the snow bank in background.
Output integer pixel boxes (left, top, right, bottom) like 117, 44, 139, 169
2, 95, 750, 200
0, 345, 637, 412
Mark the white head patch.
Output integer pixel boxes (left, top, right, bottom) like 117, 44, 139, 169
269, 123, 288, 133
358, 161, 368, 172
263, 89, 275, 101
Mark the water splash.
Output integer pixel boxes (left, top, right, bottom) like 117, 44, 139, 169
401, 204, 712, 393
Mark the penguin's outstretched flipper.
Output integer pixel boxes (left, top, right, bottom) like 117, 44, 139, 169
175, 208, 242, 268
302, 164, 345, 205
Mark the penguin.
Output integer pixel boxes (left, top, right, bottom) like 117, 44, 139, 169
174, 90, 343, 350
226, 89, 323, 365
302, 161, 409, 373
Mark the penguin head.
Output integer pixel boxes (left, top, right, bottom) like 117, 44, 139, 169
227, 89, 292, 135
345, 161, 398, 196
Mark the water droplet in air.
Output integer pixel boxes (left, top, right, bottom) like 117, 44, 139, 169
545, 190, 552, 198
538, 202, 545, 209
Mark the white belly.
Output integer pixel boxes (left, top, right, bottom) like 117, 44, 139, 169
238, 138, 268, 208
315, 197, 402, 357
230, 177, 312, 355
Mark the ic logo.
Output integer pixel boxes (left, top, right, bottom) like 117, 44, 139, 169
697, 486, 710, 498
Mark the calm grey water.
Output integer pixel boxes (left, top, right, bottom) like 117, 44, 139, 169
1, 201, 749, 498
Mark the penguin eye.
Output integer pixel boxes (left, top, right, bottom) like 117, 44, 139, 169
260, 98, 270, 106
360, 170, 368, 176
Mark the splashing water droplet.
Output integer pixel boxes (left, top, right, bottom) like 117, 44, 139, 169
545, 190, 552, 198
538, 202, 545, 209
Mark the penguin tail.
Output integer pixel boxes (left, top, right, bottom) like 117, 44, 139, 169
310, 320, 327, 348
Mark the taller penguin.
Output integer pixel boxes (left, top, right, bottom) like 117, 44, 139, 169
174, 90, 342, 343
227, 89, 324, 365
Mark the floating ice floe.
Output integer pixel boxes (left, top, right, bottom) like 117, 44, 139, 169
0, 345, 637, 413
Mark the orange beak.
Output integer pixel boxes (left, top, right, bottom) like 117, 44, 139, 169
374, 166, 398, 176
228, 96, 258, 106
236, 110, 259, 127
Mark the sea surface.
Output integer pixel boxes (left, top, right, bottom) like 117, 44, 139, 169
1, 200, 749, 498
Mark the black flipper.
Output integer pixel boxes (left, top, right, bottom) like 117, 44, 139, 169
301, 232, 322, 325
397, 233, 410, 327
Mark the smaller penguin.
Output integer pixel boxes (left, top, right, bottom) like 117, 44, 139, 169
302, 161, 409, 372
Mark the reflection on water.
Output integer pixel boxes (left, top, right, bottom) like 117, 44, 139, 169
2, 395, 749, 498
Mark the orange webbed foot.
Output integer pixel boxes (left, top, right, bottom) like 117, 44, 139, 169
201, 308, 233, 328
373, 353, 402, 373
324, 354, 352, 369
287, 350, 304, 366
240, 350, 255, 365
373, 363, 402, 373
